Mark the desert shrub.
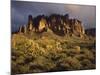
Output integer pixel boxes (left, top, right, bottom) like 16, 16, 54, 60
60, 41, 68, 49
61, 48, 81, 57
73, 46, 81, 53
80, 59, 95, 69
11, 61, 17, 74
17, 65, 30, 74
24, 55, 34, 64
82, 50, 94, 60
12, 48, 24, 57
66, 57, 82, 70
29, 56, 56, 72
56, 57, 82, 70
12, 61, 29, 74
16, 56, 25, 65
74, 54, 86, 61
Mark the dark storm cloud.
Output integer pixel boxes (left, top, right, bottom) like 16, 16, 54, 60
11, 1, 96, 32
64, 4, 96, 28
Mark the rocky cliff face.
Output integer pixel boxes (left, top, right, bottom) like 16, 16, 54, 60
18, 14, 85, 37
69, 19, 85, 37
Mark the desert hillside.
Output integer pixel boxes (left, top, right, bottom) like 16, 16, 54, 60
11, 29, 96, 74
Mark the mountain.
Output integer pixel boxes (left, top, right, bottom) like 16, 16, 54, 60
16, 14, 85, 38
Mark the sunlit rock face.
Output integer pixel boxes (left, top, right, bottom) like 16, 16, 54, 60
69, 19, 85, 37
38, 18, 48, 32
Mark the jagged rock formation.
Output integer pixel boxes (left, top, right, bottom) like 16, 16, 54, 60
38, 18, 48, 32
18, 14, 85, 37
32, 15, 47, 32
48, 14, 71, 36
27, 15, 33, 31
48, 14, 85, 37
19, 25, 26, 33
69, 19, 85, 37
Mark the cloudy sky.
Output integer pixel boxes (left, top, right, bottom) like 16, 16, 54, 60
11, 0, 96, 32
